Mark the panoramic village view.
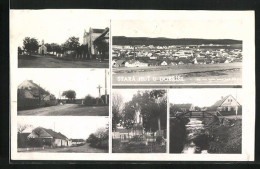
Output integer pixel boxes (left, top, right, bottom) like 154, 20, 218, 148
169, 89, 242, 154
112, 89, 167, 153
17, 117, 109, 153
17, 69, 109, 116
112, 20, 243, 85
11, 10, 109, 68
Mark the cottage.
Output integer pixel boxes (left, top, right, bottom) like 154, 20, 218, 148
27, 127, 70, 147
160, 61, 168, 66
207, 95, 242, 116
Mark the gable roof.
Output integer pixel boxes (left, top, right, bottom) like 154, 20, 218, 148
115, 60, 126, 65
29, 127, 68, 140
208, 95, 240, 111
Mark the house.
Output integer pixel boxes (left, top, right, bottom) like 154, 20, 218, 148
27, 127, 70, 147
17, 80, 57, 110
38, 40, 47, 55
114, 60, 126, 67
125, 60, 148, 67
207, 95, 242, 116
83, 27, 109, 59
160, 61, 168, 66
70, 139, 86, 146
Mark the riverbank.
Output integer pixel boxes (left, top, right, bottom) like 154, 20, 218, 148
203, 116, 242, 153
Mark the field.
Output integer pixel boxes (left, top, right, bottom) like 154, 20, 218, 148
18, 104, 109, 116
113, 62, 242, 85
18, 54, 109, 68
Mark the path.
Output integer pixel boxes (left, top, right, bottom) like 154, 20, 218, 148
18, 104, 109, 116
18, 55, 109, 68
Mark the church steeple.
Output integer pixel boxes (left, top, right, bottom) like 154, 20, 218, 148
41, 40, 44, 45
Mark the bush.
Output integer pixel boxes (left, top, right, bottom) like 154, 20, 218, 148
156, 136, 163, 144
84, 95, 96, 106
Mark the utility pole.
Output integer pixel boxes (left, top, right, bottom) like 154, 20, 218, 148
105, 69, 107, 105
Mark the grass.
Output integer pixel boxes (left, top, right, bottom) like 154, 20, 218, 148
113, 62, 242, 84
112, 139, 166, 153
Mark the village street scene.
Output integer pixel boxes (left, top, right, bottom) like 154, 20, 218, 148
11, 10, 109, 68
17, 116, 109, 153
17, 69, 109, 116
112, 20, 243, 85
112, 89, 167, 153
169, 89, 242, 154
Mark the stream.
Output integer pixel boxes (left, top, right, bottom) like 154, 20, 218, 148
182, 118, 209, 154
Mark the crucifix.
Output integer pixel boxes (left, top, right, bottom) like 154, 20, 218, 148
97, 85, 102, 98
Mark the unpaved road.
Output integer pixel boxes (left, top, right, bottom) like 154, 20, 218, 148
18, 104, 109, 116
19, 143, 108, 153
18, 55, 109, 68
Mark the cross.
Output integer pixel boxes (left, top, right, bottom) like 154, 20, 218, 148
97, 85, 102, 98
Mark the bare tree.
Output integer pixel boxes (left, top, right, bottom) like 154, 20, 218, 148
112, 93, 124, 131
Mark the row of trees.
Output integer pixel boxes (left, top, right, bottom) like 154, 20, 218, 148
19, 36, 81, 55
112, 90, 167, 134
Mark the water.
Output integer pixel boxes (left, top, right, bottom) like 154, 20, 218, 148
182, 118, 209, 154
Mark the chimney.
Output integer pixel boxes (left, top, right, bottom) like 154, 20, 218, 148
221, 96, 224, 100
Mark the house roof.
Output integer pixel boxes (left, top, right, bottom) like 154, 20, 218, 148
208, 95, 240, 111
115, 60, 126, 65
30, 127, 68, 140
92, 28, 105, 33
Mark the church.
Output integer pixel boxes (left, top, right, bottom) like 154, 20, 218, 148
38, 40, 47, 55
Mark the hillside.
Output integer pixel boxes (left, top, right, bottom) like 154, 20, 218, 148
112, 36, 242, 46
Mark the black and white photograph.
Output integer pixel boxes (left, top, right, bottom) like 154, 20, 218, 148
17, 69, 109, 116
11, 10, 109, 68
17, 116, 109, 153
112, 89, 167, 153
112, 20, 243, 85
169, 89, 242, 154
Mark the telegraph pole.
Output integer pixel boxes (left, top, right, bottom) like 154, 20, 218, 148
105, 69, 107, 105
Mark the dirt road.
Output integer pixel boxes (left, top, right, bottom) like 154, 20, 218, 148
18, 104, 109, 116
19, 143, 108, 153
18, 55, 109, 68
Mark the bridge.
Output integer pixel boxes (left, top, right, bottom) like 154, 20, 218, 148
173, 111, 219, 118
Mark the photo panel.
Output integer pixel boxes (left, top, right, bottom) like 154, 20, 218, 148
112, 89, 168, 153
16, 69, 110, 116
169, 88, 243, 154
112, 20, 243, 86
14, 116, 109, 158
10, 10, 110, 68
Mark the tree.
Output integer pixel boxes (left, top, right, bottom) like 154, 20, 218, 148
62, 90, 76, 100
112, 93, 123, 131
84, 94, 95, 106
63, 36, 80, 51
18, 46, 23, 55
23, 37, 39, 55
121, 101, 136, 131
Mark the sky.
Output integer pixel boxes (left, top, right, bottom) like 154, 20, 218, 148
112, 20, 243, 40
169, 88, 242, 107
10, 10, 110, 47
18, 116, 109, 139
17, 69, 110, 99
